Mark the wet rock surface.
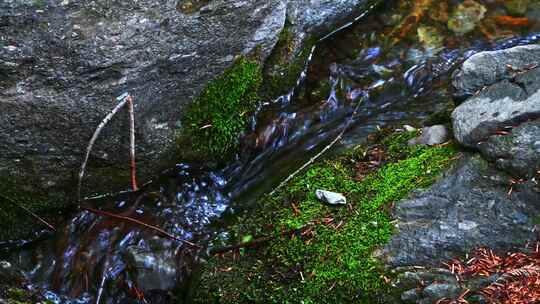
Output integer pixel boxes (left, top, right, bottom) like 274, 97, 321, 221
383, 154, 540, 268
452, 50, 540, 148
452, 44, 540, 98
479, 119, 540, 178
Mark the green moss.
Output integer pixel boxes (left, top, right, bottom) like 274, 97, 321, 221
180, 57, 262, 162
262, 23, 317, 99
194, 130, 458, 303
0, 287, 51, 304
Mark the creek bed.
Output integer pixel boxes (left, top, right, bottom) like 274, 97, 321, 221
2, 0, 540, 302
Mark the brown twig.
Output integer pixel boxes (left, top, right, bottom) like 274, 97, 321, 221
81, 206, 199, 248
1, 194, 56, 231
127, 95, 138, 191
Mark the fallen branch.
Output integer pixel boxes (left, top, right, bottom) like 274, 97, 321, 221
1, 194, 56, 231
81, 206, 199, 248
77, 93, 131, 202
127, 95, 138, 191
269, 94, 366, 196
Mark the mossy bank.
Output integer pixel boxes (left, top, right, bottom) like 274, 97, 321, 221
193, 129, 459, 303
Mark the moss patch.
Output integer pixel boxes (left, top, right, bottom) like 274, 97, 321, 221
180, 57, 262, 162
262, 22, 317, 99
194, 130, 458, 303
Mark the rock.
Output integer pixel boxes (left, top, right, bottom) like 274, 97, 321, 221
0, 0, 376, 239
0, 260, 27, 286
126, 245, 180, 292
452, 45, 540, 98
389, 267, 462, 303
0, 260, 35, 302
422, 283, 460, 301
505, 0, 529, 16
403, 125, 417, 132
383, 154, 540, 267
452, 63, 540, 148
447, 0, 486, 36
401, 289, 421, 302
479, 119, 540, 178
286, 1, 376, 36
315, 189, 347, 205
407, 125, 450, 146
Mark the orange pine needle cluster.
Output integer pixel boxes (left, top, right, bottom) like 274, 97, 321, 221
439, 244, 540, 304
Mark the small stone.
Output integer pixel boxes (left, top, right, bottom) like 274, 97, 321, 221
408, 125, 449, 146
403, 125, 417, 132
315, 190, 346, 205
447, 0, 487, 35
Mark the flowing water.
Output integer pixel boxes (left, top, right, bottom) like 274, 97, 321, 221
2, 1, 540, 303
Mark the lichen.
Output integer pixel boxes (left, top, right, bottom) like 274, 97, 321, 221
180, 57, 262, 162
194, 130, 458, 303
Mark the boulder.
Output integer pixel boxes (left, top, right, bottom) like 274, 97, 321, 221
479, 119, 540, 178
0, 0, 376, 238
452, 66, 540, 148
382, 154, 540, 267
452, 44, 540, 98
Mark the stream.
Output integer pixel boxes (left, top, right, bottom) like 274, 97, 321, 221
2, 1, 540, 303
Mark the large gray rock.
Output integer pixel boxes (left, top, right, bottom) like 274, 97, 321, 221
383, 154, 540, 267
452, 67, 540, 148
452, 44, 540, 98
479, 119, 540, 178
0, 0, 374, 198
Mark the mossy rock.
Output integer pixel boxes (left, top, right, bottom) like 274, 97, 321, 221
193, 130, 459, 303
0, 174, 72, 242
262, 22, 317, 99
179, 57, 262, 163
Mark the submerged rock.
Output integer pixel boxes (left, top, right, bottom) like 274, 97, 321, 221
126, 245, 179, 292
479, 119, 540, 178
407, 125, 450, 146
383, 154, 540, 267
417, 25, 444, 49
447, 0, 487, 35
